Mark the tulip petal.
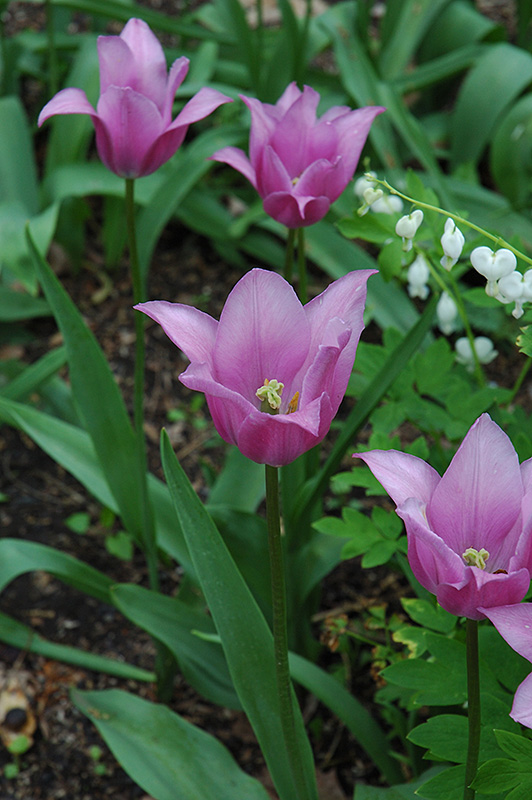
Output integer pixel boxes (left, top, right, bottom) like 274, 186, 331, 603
522, 457, 532, 492
332, 106, 386, 179
134, 301, 217, 366
355, 450, 440, 507
96, 86, 164, 177
38, 88, 96, 127
511, 673, 532, 728
163, 57, 190, 122
170, 87, 233, 130
268, 86, 321, 177
242, 95, 284, 166
263, 192, 330, 228
119, 18, 167, 105
256, 146, 292, 196
299, 319, 350, 407
210, 146, 257, 188
428, 414, 523, 557
212, 269, 310, 402
97, 36, 136, 95
482, 604, 532, 663
398, 498, 466, 595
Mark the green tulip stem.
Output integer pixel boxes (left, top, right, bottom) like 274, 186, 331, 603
265, 463, 307, 797
464, 618, 481, 800
284, 228, 297, 284
297, 228, 307, 304
126, 179, 176, 701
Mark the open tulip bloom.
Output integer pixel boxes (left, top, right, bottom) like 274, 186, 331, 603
211, 83, 385, 228
136, 267, 374, 467
38, 18, 232, 178
356, 414, 532, 620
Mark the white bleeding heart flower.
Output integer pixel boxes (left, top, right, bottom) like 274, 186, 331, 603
370, 194, 403, 214
436, 292, 458, 335
497, 271, 526, 319
407, 254, 430, 299
440, 218, 465, 270
396, 209, 424, 252
470, 246, 517, 297
354, 172, 378, 198
455, 336, 498, 371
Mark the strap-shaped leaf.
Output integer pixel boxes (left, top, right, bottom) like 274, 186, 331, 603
160, 430, 318, 800
72, 689, 270, 800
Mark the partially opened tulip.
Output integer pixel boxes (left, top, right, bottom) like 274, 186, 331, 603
136, 267, 374, 467
211, 83, 385, 228
356, 414, 532, 619
482, 604, 532, 727
38, 18, 232, 178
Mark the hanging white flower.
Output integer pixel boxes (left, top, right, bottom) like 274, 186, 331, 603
455, 336, 498, 371
440, 218, 465, 270
370, 194, 403, 214
497, 271, 526, 319
407, 254, 430, 299
436, 292, 458, 335
354, 172, 378, 198
470, 246, 517, 297
395, 209, 424, 252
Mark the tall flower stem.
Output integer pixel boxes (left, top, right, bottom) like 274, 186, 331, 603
265, 464, 308, 798
297, 228, 307, 304
464, 619, 481, 800
284, 228, 297, 284
126, 179, 175, 700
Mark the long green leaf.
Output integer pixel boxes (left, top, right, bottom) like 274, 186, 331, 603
27, 228, 145, 544
451, 43, 532, 168
0, 96, 38, 214
112, 583, 240, 709
0, 612, 154, 682
378, 0, 452, 79
72, 689, 270, 800
160, 430, 318, 800
289, 653, 402, 785
0, 347, 66, 401
0, 286, 51, 321
0, 396, 195, 575
0, 538, 112, 601
288, 295, 438, 528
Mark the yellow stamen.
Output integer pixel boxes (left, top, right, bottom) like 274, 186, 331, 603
287, 391, 299, 414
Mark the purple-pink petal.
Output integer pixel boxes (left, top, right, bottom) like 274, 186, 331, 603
38, 88, 96, 126
134, 301, 217, 366
212, 269, 310, 401
354, 450, 440, 507
483, 604, 532, 663
510, 673, 532, 727
210, 146, 257, 188
163, 57, 190, 122
263, 193, 330, 228
170, 87, 233, 130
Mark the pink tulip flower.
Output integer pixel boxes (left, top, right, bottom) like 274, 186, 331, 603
482, 604, 532, 727
211, 83, 385, 228
356, 414, 532, 620
136, 267, 374, 466
38, 18, 232, 178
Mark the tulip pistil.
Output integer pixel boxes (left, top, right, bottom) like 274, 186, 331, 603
257, 379, 284, 413
462, 547, 490, 570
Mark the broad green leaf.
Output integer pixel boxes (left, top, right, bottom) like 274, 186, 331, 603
27, 229, 146, 544
401, 598, 456, 633
0, 201, 59, 294
207, 446, 264, 511
289, 653, 402, 786
378, 0, 452, 79
451, 44, 532, 167
0, 612, 154, 682
72, 689, 270, 800
111, 584, 240, 709
0, 96, 38, 214
0, 286, 50, 321
472, 758, 522, 794
354, 768, 446, 798
0, 538, 112, 602
392, 44, 486, 94
160, 430, 318, 800
416, 764, 466, 800
490, 93, 532, 207
495, 729, 532, 761
0, 347, 66, 402
0, 396, 195, 575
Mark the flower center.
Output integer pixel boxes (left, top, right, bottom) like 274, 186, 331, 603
256, 379, 300, 415
462, 547, 490, 570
